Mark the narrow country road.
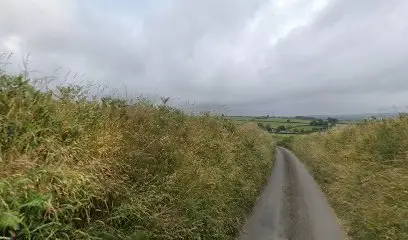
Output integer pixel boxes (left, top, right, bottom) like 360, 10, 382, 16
240, 147, 345, 240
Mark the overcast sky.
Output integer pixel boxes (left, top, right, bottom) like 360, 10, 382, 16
1, 0, 408, 115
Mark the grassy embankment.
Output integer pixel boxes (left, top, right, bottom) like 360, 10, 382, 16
0, 73, 275, 239
292, 117, 408, 239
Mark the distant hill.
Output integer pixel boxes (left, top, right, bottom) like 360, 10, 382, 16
295, 116, 317, 120
309, 112, 399, 121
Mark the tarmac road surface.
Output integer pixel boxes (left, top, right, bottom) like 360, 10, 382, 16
240, 147, 345, 240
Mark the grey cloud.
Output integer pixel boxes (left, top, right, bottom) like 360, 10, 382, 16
255, 0, 408, 108
1, 0, 408, 115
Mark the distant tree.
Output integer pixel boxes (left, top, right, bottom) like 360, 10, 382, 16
327, 117, 339, 125
276, 125, 286, 132
257, 122, 265, 129
310, 119, 328, 127
266, 114, 270, 119
286, 119, 291, 123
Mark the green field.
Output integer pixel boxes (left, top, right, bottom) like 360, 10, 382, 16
226, 116, 330, 134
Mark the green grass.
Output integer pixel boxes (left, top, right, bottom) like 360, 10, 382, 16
226, 116, 329, 134
0, 73, 276, 239
292, 118, 408, 239
228, 116, 310, 124
271, 134, 294, 149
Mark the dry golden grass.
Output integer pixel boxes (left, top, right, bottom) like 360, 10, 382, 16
292, 118, 408, 240
0, 73, 275, 239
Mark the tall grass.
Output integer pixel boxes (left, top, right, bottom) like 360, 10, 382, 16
0, 73, 275, 239
292, 118, 408, 240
